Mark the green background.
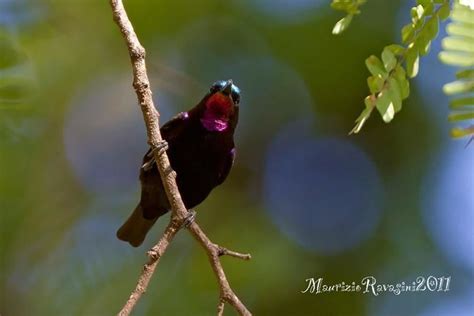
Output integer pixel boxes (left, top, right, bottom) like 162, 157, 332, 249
1, 1, 472, 315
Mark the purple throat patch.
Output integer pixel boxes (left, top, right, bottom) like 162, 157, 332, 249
200, 110, 228, 131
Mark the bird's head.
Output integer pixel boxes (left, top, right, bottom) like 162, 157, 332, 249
200, 79, 240, 132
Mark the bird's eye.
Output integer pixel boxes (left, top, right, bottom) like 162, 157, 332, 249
210, 80, 226, 93
231, 85, 241, 104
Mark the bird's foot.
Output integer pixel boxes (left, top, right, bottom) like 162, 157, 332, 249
142, 140, 169, 171
182, 209, 196, 228
149, 140, 169, 157
142, 158, 155, 171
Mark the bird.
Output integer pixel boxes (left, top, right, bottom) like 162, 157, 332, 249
117, 79, 240, 247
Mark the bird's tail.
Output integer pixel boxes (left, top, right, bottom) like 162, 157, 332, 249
117, 204, 158, 247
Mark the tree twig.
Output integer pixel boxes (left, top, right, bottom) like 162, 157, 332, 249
109, 1, 252, 315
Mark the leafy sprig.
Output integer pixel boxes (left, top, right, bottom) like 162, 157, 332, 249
331, 0, 367, 35
349, 0, 451, 134
439, 0, 474, 139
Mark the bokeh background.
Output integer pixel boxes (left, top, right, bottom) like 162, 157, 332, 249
1, 0, 473, 315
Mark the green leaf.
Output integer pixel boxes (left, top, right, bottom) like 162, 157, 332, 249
416, 16, 438, 55
387, 78, 403, 112
443, 80, 474, 94
350, 105, 373, 134
425, 15, 439, 39
448, 111, 474, 122
366, 55, 387, 77
416, 30, 432, 56
442, 37, 474, 53
416, 0, 431, 7
450, 97, 474, 109
402, 24, 416, 43
331, 0, 353, 11
438, 2, 451, 20
367, 75, 384, 94
439, 51, 474, 67
456, 69, 474, 79
451, 126, 474, 138
406, 46, 420, 78
376, 90, 396, 123
447, 23, 474, 39
422, 2, 435, 16
394, 65, 410, 99
411, 5, 425, 23
452, 3, 474, 24
421, 40, 432, 55
331, 0, 366, 14
439, 1, 474, 140
386, 44, 406, 56
382, 47, 397, 71
332, 15, 353, 34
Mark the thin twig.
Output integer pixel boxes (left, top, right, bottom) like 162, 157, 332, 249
188, 222, 252, 315
118, 221, 179, 316
217, 299, 226, 316
109, 1, 251, 315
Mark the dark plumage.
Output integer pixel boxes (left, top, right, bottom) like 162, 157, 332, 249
117, 80, 240, 247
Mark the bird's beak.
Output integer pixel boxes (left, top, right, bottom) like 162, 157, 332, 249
221, 79, 233, 96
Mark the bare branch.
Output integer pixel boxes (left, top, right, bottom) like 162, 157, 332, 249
118, 221, 179, 316
187, 222, 252, 315
109, 1, 251, 315
218, 246, 252, 260
217, 299, 225, 316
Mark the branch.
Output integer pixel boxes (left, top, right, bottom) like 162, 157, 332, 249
188, 222, 251, 316
109, 1, 252, 315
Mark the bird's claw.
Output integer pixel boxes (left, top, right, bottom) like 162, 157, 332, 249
142, 159, 155, 171
148, 140, 169, 157
142, 140, 169, 171
182, 210, 196, 228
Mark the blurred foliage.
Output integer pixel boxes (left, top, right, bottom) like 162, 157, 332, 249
439, 0, 474, 139
0, 1, 472, 316
0, 30, 37, 143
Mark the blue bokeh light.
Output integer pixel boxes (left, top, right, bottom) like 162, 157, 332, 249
367, 267, 469, 316
0, 0, 44, 26
8, 208, 132, 296
263, 121, 384, 254
419, 286, 474, 316
422, 143, 474, 273
63, 75, 175, 195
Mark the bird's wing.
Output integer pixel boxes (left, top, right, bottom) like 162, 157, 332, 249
160, 111, 189, 141
216, 147, 236, 185
142, 112, 189, 170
